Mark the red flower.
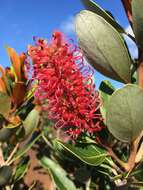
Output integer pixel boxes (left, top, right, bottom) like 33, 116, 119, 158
28, 31, 104, 138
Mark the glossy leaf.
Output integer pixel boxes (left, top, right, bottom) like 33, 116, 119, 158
0, 92, 11, 117
40, 157, 77, 190
0, 65, 7, 92
57, 140, 107, 166
0, 166, 12, 186
6, 47, 21, 81
75, 10, 131, 83
0, 78, 6, 93
99, 80, 115, 121
23, 108, 40, 138
107, 84, 143, 142
81, 0, 125, 33
132, 0, 143, 48
12, 82, 26, 107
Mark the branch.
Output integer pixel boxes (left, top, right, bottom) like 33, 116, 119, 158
6, 143, 19, 165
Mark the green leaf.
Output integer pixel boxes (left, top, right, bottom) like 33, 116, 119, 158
40, 157, 76, 190
12, 133, 41, 162
107, 84, 143, 142
75, 10, 132, 83
81, 0, 125, 33
132, 0, 143, 48
99, 80, 115, 121
0, 92, 11, 117
23, 108, 40, 138
57, 140, 107, 166
14, 157, 29, 182
0, 166, 12, 186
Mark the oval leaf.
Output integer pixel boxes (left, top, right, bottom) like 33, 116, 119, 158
40, 157, 76, 190
0, 92, 11, 117
107, 84, 143, 142
132, 0, 143, 48
81, 0, 125, 33
75, 10, 132, 83
0, 166, 12, 186
23, 109, 40, 138
57, 140, 107, 166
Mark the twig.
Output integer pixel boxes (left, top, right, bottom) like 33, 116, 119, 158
138, 49, 143, 88
6, 143, 19, 165
5, 186, 11, 190
42, 134, 54, 150
0, 143, 5, 166
85, 177, 91, 190
124, 132, 143, 172
107, 147, 127, 170
135, 142, 143, 163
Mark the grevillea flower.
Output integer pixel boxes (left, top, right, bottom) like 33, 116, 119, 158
27, 31, 104, 138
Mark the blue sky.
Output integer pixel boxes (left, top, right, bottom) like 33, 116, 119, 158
0, 0, 137, 88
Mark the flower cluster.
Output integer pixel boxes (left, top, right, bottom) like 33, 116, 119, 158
27, 31, 104, 137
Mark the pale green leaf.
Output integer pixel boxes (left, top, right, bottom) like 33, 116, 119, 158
107, 84, 143, 142
75, 10, 132, 83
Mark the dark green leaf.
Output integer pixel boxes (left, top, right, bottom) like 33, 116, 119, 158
75, 166, 91, 183
107, 84, 143, 142
57, 140, 107, 166
14, 157, 29, 182
99, 80, 115, 95
40, 157, 76, 190
132, 0, 143, 48
99, 80, 115, 121
0, 166, 12, 186
76, 10, 132, 83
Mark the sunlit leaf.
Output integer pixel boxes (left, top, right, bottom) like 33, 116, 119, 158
12, 82, 26, 107
76, 10, 132, 83
57, 140, 107, 166
81, 0, 125, 33
6, 47, 21, 81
